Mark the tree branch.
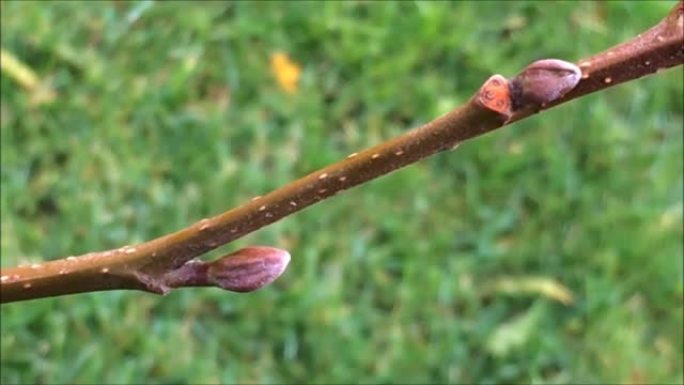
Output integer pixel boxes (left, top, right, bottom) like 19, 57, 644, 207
1, 1, 682, 304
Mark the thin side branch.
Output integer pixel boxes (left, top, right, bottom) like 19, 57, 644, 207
1, 1, 682, 304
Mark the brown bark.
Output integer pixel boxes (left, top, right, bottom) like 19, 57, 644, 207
1, 1, 682, 304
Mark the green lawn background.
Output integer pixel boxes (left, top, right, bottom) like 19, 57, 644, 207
1, 1, 682, 384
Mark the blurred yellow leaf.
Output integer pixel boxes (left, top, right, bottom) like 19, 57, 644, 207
1, 47, 56, 105
270, 51, 301, 94
1, 48, 39, 90
486, 276, 575, 305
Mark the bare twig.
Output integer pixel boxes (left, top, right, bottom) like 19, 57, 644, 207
1, 1, 682, 304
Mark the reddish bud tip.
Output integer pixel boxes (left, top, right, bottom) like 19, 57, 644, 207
477, 74, 513, 118
207, 246, 291, 293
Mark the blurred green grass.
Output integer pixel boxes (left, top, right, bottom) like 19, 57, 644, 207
1, 1, 682, 384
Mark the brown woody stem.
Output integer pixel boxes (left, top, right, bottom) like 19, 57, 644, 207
509, 1, 683, 122
1, 1, 682, 304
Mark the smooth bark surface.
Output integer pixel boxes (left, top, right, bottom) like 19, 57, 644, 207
1, 1, 682, 304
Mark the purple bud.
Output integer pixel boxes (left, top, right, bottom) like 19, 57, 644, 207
207, 246, 291, 293
511, 59, 581, 109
